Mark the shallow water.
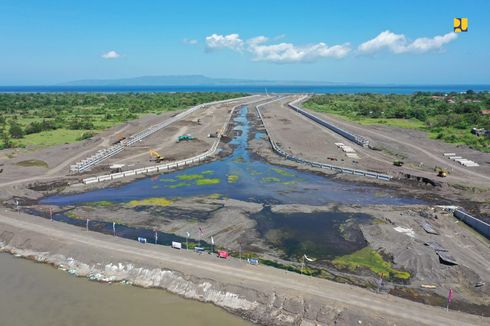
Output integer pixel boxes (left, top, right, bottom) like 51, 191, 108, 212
252, 207, 370, 260
42, 106, 422, 207
0, 253, 250, 326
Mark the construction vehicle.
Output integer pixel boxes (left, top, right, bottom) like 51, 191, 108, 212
393, 160, 404, 167
177, 134, 193, 142
149, 149, 165, 162
435, 167, 448, 177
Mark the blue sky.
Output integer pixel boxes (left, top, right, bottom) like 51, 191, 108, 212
0, 0, 489, 84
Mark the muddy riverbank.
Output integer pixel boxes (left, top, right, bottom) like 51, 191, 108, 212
0, 253, 250, 326
1, 210, 487, 326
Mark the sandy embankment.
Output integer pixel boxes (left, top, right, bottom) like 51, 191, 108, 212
0, 210, 488, 326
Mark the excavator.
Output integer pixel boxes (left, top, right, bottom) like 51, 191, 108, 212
435, 166, 448, 177
149, 149, 165, 163
177, 134, 193, 142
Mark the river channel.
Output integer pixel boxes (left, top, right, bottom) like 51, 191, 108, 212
42, 106, 422, 207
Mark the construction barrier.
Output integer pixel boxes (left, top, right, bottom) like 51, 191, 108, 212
288, 96, 370, 147
72, 95, 260, 173
255, 98, 392, 181
454, 209, 490, 239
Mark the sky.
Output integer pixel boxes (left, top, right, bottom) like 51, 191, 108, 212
0, 0, 489, 85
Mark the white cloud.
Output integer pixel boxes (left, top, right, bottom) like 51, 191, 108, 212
358, 30, 457, 54
101, 50, 120, 59
247, 36, 268, 46
204, 33, 350, 63
183, 38, 198, 45
250, 42, 350, 63
205, 33, 244, 51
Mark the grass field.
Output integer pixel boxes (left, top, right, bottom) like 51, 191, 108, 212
20, 129, 95, 147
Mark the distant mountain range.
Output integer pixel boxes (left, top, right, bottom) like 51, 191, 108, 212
60, 75, 347, 86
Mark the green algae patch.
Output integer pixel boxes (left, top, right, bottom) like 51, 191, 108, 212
333, 247, 410, 280
233, 156, 245, 163
65, 211, 83, 220
271, 168, 295, 177
207, 193, 223, 199
166, 182, 190, 189
84, 200, 114, 207
201, 170, 214, 175
261, 177, 281, 183
195, 178, 220, 186
281, 180, 297, 185
227, 175, 239, 183
151, 185, 160, 189
159, 178, 176, 182
127, 197, 173, 207
177, 174, 204, 181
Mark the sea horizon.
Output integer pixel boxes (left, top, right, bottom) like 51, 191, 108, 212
0, 84, 489, 94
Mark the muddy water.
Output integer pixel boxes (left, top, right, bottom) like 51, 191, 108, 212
0, 253, 250, 326
42, 106, 422, 207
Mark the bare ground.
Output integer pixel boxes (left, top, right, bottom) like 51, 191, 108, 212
0, 210, 487, 326
1, 94, 489, 325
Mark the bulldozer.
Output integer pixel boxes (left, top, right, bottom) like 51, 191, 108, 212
435, 166, 448, 177
149, 149, 165, 163
177, 134, 193, 142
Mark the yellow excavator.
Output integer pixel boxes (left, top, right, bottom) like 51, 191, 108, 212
435, 166, 448, 177
149, 149, 165, 163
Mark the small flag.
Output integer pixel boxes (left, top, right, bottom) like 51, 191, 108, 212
304, 254, 316, 262
199, 227, 203, 235
186, 231, 190, 238
211, 236, 215, 245
448, 288, 454, 304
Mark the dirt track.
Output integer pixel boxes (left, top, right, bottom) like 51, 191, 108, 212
0, 210, 487, 326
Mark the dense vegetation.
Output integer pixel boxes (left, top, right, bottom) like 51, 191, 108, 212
304, 91, 490, 152
0, 92, 246, 149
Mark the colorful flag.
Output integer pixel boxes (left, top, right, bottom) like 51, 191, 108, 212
448, 288, 454, 304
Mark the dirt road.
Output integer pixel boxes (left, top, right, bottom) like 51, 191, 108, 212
0, 211, 486, 326
297, 102, 490, 184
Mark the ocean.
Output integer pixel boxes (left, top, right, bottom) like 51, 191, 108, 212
0, 85, 489, 94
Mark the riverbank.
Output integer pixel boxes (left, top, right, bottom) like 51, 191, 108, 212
0, 210, 487, 326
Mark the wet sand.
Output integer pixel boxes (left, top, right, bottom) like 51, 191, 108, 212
0, 253, 250, 326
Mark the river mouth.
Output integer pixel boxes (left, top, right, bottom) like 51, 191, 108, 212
38, 106, 423, 277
